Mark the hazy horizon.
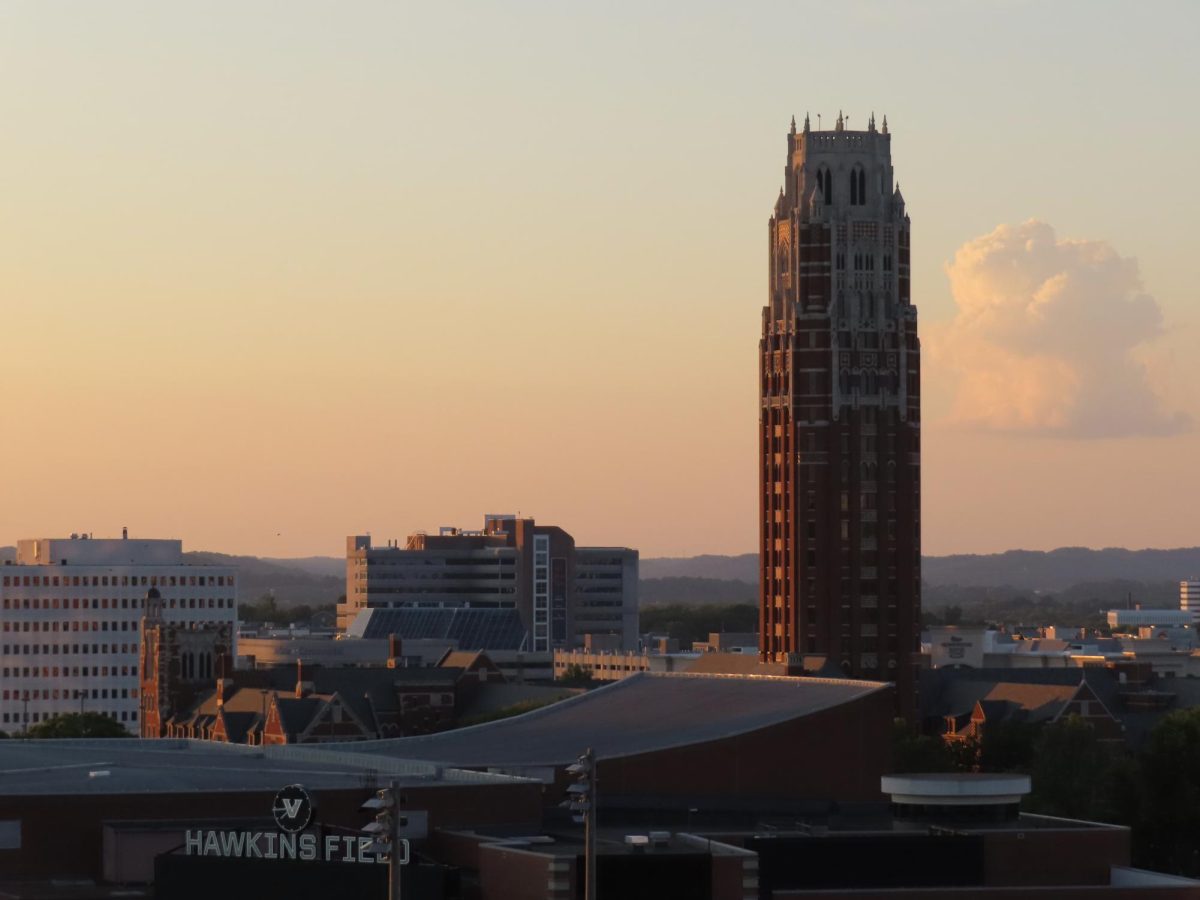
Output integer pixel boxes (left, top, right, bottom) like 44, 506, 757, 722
2, 2, 1197, 560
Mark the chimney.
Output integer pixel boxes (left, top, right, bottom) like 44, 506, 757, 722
387, 634, 403, 669
122, 526, 128, 540
296, 658, 306, 698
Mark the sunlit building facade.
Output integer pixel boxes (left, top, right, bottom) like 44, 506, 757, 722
341, 515, 638, 652
0, 534, 237, 733
758, 113, 921, 716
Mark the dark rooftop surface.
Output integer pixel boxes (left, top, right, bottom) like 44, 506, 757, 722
354, 607, 528, 650
0, 739, 523, 796
341, 672, 888, 767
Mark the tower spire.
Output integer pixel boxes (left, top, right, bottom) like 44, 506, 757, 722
790, 115, 796, 135
881, 114, 889, 135
836, 109, 844, 132
803, 112, 810, 133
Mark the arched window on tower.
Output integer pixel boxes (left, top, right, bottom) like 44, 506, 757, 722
820, 168, 833, 204
858, 168, 867, 204
849, 169, 858, 205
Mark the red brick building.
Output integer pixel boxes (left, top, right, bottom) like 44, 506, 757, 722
759, 112, 921, 718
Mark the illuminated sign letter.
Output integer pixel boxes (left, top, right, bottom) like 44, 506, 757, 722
299, 834, 317, 861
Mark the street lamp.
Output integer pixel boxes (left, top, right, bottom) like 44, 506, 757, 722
563, 748, 597, 900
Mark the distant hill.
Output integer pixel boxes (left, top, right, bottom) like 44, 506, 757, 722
259, 556, 344, 578
4, 543, 1195, 611
923, 547, 1200, 592
639, 576, 756, 607
642, 547, 1200, 594
640, 553, 757, 583
184, 552, 342, 607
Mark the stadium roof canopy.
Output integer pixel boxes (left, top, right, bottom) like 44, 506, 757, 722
345, 672, 888, 767
0, 738, 522, 796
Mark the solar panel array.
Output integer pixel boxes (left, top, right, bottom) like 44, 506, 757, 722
361, 607, 529, 651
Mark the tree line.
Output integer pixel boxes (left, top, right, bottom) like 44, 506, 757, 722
893, 710, 1200, 876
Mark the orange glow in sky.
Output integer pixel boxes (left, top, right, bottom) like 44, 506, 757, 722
1, 3, 1197, 559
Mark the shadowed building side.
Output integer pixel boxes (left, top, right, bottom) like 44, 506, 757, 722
759, 112, 921, 719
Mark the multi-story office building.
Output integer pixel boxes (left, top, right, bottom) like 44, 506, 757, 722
1181, 580, 1200, 620
340, 515, 637, 651
758, 113, 921, 716
0, 534, 237, 733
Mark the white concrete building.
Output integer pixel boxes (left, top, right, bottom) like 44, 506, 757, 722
1181, 580, 1200, 620
0, 534, 236, 733
1107, 608, 1196, 629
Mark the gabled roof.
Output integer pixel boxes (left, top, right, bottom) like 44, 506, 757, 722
219, 710, 262, 744
274, 695, 325, 737
437, 649, 498, 671
921, 666, 1123, 724
254, 664, 401, 724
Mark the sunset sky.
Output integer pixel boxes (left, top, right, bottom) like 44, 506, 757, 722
1, 2, 1197, 560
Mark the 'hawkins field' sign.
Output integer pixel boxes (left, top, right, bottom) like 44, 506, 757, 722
184, 784, 409, 865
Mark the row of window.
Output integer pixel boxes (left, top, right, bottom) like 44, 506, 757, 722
5, 620, 140, 634
3, 643, 137, 657
3, 687, 135, 701
2, 710, 136, 725
2, 573, 233, 588
2, 664, 137, 678
3, 596, 234, 611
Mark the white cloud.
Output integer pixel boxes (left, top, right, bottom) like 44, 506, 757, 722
932, 220, 1188, 438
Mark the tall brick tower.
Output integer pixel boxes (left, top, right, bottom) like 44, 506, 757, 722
759, 112, 920, 717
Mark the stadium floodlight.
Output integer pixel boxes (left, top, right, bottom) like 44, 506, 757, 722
562, 748, 597, 900
361, 781, 406, 900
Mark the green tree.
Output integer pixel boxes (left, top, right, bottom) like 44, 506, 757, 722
25, 713, 130, 739
639, 604, 758, 645
558, 664, 594, 687
890, 719, 964, 774
1027, 715, 1111, 820
1139, 707, 1200, 875
978, 720, 1040, 773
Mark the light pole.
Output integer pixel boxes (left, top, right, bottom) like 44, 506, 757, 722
362, 779, 407, 900
565, 748, 597, 900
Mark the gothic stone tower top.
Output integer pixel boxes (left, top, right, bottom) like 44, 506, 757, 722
759, 114, 920, 719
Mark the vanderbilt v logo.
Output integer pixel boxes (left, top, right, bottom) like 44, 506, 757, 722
272, 784, 313, 833
281, 798, 303, 820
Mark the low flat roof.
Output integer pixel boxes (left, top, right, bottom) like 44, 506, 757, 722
343, 672, 889, 767
0, 739, 527, 797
